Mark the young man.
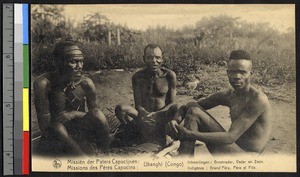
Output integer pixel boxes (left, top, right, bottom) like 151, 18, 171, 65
115, 44, 178, 145
33, 41, 110, 156
167, 50, 272, 156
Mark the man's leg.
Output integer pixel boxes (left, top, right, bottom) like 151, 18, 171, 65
163, 104, 180, 145
115, 104, 138, 124
163, 104, 181, 123
115, 104, 144, 145
42, 122, 85, 156
81, 108, 110, 153
178, 106, 244, 156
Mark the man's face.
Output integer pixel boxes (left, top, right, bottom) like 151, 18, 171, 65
143, 47, 163, 72
227, 59, 252, 90
62, 46, 84, 79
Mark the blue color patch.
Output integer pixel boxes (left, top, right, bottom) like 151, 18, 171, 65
22, 4, 28, 44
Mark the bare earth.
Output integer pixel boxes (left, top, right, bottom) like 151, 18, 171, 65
31, 69, 296, 156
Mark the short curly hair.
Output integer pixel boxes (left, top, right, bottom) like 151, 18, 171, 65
143, 43, 162, 55
229, 50, 251, 61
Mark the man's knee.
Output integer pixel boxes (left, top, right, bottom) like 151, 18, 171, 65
170, 103, 180, 111
186, 102, 199, 109
115, 104, 130, 114
115, 104, 134, 122
47, 122, 69, 139
88, 108, 108, 127
164, 103, 181, 123
185, 107, 205, 122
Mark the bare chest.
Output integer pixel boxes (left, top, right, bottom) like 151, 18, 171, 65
229, 96, 250, 121
140, 77, 169, 98
49, 84, 86, 113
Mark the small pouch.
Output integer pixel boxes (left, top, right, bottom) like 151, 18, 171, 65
63, 82, 84, 111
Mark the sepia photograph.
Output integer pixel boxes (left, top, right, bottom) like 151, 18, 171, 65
30, 4, 296, 172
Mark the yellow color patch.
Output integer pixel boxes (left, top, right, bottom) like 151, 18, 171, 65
23, 88, 29, 131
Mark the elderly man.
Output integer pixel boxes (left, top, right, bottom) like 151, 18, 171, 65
34, 41, 109, 156
115, 44, 178, 145
167, 50, 272, 156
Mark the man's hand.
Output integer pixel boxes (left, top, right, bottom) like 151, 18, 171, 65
138, 109, 150, 119
166, 120, 179, 140
57, 111, 86, 123
120, 116, 130, 125
174, 124, 193, 140
141, 111, 158, 127
146, 111, 157, 118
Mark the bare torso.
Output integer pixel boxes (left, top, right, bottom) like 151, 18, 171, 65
35, 72, 89, 123
225, 87, 272, 152
133, 67, 175, 112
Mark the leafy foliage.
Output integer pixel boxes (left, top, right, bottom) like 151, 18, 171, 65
31, 5, 295, 85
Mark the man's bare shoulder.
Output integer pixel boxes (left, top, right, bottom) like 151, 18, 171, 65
249, 86, 271, 108
33, 73, 51, 90
132, 68, 147, 80
80, 75, 95, 88
161, 67, 176, 79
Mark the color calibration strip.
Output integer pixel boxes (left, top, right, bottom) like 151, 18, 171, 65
22, 3, 30, 175
15, 4, 30, 175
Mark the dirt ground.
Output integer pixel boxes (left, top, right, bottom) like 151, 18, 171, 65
31, 69, 296, 156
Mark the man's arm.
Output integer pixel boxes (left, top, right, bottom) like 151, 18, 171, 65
165, 70, 176, 105
33, 77, 51, 133
177, 95, 268, 144
197, 90, 229, 110
132, 73, 149, 116
172, 91, 228, 124
154, 70, 177, 114
82, 77, 99, 110
166, 104, 187, 139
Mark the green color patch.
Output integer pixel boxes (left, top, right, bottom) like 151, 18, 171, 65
23, 45, 29, 88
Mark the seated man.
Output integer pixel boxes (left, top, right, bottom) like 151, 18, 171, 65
167, 50, 272, 156
33, 41, 109, 156
115, 44, 178, 145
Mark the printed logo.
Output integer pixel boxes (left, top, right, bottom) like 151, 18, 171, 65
53, 159, 62, 169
